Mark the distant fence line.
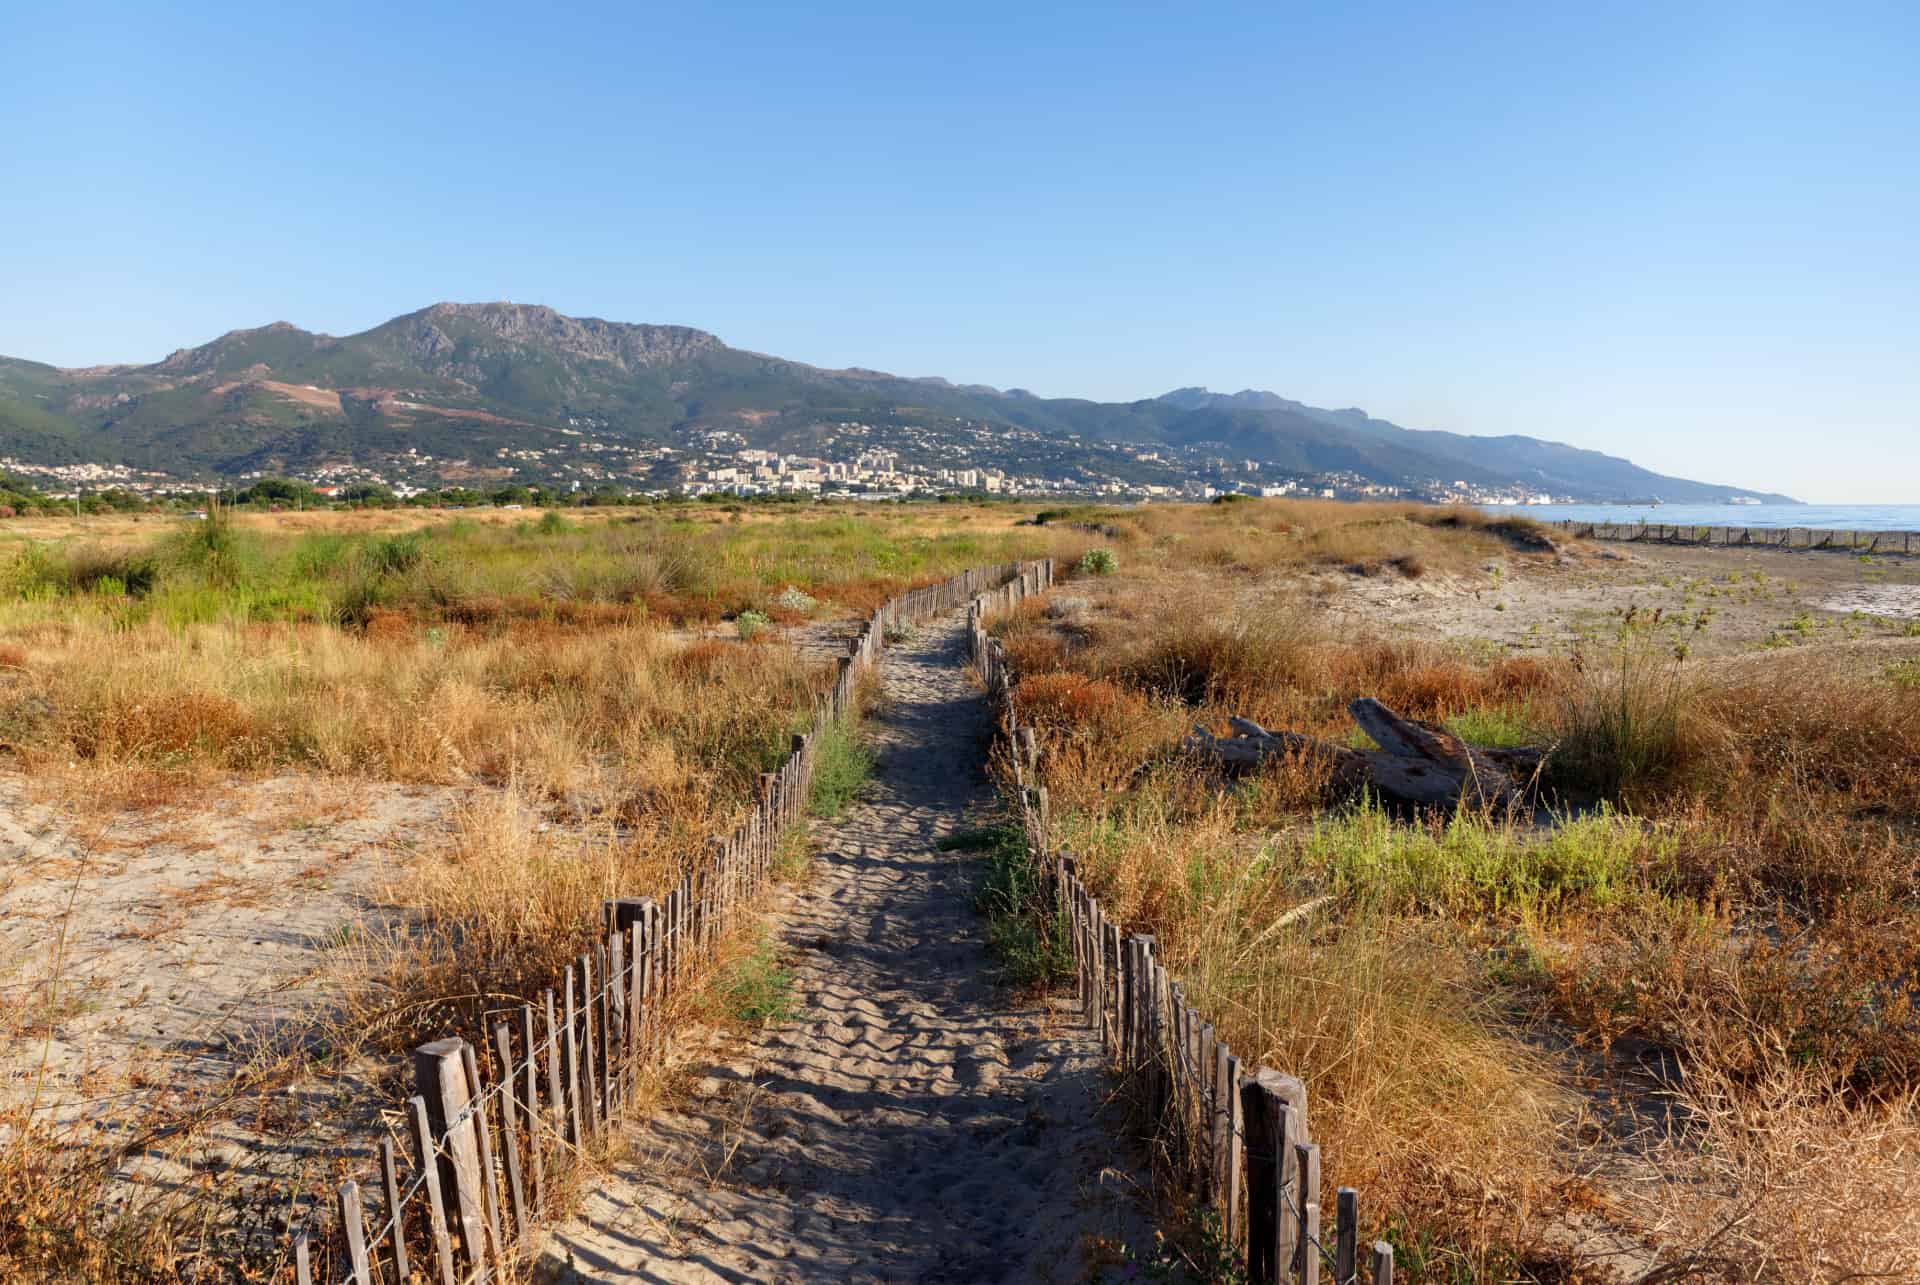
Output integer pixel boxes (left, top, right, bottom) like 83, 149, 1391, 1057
286, 559, 1042, 1285
1552, 519, 1918, 554
969, 579, 1395, 1285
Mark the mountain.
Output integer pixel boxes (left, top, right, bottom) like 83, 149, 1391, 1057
1141, 389, 1795, 503
0, 303, 1797, 502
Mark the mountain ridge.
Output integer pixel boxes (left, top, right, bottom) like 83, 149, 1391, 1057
0, 302, 1798, 503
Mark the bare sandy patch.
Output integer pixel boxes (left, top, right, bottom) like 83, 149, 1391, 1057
1321, 541, 1920, 654
1, 772, 469, 1128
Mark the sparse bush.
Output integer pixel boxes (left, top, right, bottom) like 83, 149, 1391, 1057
1076, 547, 1118, 576
734, 609, 770, 639
774, 584, 817, 614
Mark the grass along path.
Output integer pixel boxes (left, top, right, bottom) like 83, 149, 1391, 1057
536, 610, 1147, 1283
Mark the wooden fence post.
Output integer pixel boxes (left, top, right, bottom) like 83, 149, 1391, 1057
578, 952, 601, 1137
541, 989, 564, 1160
412, 1039, 489, 1278
1197, 1021, 1217, 1201
1241, 1068, 1309, 1285
1241, 1069, 1278, 1285
1335, 1188, 1358, 1285
406, 1094, 458, 1285
605, 931, 625, 1114
1296, 1141, 1321, 1281
1217, 1045, 1241, 1240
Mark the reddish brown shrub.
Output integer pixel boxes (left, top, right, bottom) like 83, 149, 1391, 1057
1014, 672, 1152, 741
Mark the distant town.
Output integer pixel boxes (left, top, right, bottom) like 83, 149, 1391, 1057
0, 415, 1585, 509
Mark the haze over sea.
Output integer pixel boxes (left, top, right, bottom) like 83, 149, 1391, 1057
1499, 504, 1920, 532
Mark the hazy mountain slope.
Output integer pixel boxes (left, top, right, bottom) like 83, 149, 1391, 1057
0, 303, 1798, 501
1154, 388, 1794, 503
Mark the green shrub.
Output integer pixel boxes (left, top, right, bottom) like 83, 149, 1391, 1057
361, 532, 427, 577
1314, 802, 1659, 915
734, 609, 770, 639
165, 508, 246, 586
1553, 625, 1708, 802
774, 585, 817, 613
1445, 706, 1541, 749
1077, 547, 1118, 577
60, 546, 159, 597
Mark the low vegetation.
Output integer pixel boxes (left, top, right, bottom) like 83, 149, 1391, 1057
5, 496, 1914, 1280
988, 506, 1920, 1278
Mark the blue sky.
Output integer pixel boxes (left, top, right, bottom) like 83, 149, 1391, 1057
4, 1, 1915, 502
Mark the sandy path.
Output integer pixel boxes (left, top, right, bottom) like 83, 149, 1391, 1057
538, 612, 1146, 1283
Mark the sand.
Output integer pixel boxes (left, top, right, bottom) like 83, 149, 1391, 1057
1323, 540, 1920, 656
1, 774, 466, 1128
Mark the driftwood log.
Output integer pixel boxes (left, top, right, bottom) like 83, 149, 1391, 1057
1181, 698, 1548, 810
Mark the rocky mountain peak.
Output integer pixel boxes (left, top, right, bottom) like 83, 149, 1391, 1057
406, 302, 723, 370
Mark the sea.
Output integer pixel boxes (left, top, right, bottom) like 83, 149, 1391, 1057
1491, 503, 1920, 532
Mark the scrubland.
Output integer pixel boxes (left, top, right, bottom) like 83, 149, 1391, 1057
988, 500, 1920, 1280
0, 501, 1090, 1280
4, 496, 1916, 1281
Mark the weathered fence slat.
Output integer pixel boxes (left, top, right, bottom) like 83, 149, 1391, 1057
521, 1003, 546, 1213
458, 1040, 510, 1279
337, 1179, 371, 1285
379, 1136, 411, 1284
1335, 1187, 1358, 1285
492, 1021, 531, 1244
561, 967, 582, 1150
406, 1093, 459, 1285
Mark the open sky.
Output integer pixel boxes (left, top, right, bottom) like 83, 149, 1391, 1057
4, 1, 1915, 502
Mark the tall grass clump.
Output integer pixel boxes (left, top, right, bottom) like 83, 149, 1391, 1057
1552, 638, 1709, 804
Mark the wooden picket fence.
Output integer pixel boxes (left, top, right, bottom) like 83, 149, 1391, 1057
1550, 518, 1917, 554
286, 560, 1043, 1285
969, 574, 1396, 1285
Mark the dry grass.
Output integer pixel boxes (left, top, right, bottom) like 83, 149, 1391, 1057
10, 497, 1909, 1278
1620, 1060, 1920, 1282
994, 514, 1920, 1274
0, 616, 820, 815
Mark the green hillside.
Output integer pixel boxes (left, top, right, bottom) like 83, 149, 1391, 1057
0, 302, 1797, 502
